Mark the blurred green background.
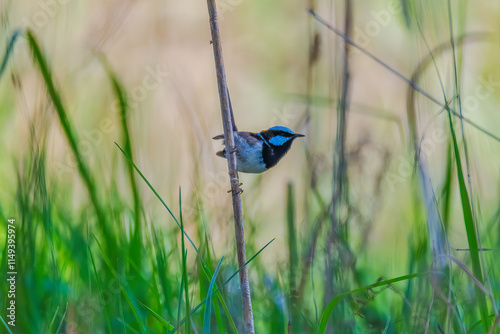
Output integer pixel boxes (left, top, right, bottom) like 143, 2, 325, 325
0, 0, 499, 333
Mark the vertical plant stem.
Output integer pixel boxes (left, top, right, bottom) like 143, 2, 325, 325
286, 182, 299, 327
100, 58, 143, 267
331, 0, 352, 234
205, 1, 255, 333
325, 0, 352, 328
180, 188, 191, 334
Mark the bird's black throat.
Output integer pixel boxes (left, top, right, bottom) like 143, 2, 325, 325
262, 139, 296, 169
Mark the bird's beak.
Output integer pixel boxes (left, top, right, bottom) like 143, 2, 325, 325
294, 133, 305, 138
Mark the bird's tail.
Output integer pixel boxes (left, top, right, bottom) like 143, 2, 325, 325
213, 87, 237, 140
227, 88, 237, 132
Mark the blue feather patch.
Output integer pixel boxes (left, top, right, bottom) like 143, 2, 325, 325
269, 126, 295, 134
257, 133, 270, 147
269, 135, 291, 146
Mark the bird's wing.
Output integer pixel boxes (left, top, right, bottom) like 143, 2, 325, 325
239, 132, 263, 146
212, 89, 237, 139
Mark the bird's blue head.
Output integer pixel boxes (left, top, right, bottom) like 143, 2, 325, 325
260, 126, 305, 147
255, 126, 304, 170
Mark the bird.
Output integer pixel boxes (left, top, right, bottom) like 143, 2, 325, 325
213, 92, 304, 173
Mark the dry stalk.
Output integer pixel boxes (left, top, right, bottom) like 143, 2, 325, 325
205, 1, 255, 333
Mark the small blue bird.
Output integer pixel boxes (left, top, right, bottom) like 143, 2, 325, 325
213, 93, 304, 173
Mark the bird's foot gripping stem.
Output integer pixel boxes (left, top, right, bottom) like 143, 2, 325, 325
227, 183, 244, 194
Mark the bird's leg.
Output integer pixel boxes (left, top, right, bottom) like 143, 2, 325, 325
228, 146, 238, 154
227, 188, 244, 194
227, 183, 244, 194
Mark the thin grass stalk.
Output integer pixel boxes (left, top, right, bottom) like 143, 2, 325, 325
445, 107, 490, 330
153, 230, 174, 319
202, 240, 226, 333
54, 304, 68, 334
297, 205, 327, 305
324, 0, 352, 329
416, 157, 447, 270
441, 141, 454, 230
202, 256, 224, 334
48, 305, 60, 334
335, 0, 352, 238
135, 298, 174, 330
89, 246, 113, 334
0, 316, 13, 334
286, 182, 299, 327
405, 21, 449, 273
179, 189, 191, 334
446, 1, 496, 327
0, 30, 22, 78
447, 0, 471, 208
205, 1, 255, 333
175, 274, 185, 331
304, 0, 320, 225
100, 58, 142, 264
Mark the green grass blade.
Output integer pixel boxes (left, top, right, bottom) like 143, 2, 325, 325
115, 142, 198, 252
179, 188, 192, 334
47, 306, 60, 333
467, 314, 496, 333
135, 298, 175, 330
203, 256, 224, 334
203, 240, 227, 333
382, 316, 391, 334
318, 273, 422, 333
25, 30, 111, 242
0, 315, 13, 334
89, 246, 113, 334
214, 292, 238, 334
441, 140, 454, 230
175, 273, 185, 333
286, 183, 298, 294
120, 284, 147, 333
286, 182, 300, 328
54, 304, 68, 334
213, 298, 225, 334
100, 57, 142, 257
0, 30, 22, 78
446, 108, 489, 329
153, 229, 174, 318
445, 2, 490, 330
